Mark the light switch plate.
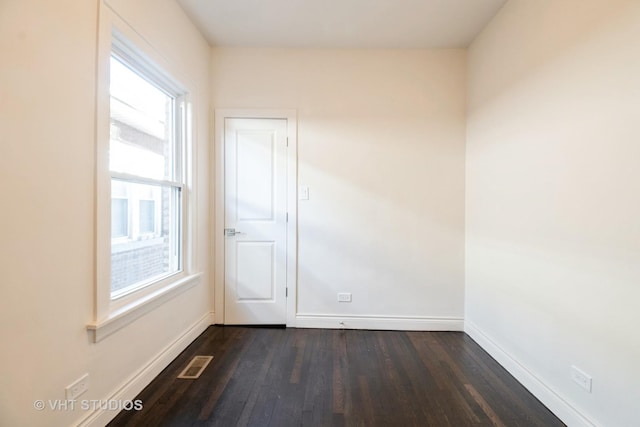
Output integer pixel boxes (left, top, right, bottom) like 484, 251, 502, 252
299, 186, 309, 200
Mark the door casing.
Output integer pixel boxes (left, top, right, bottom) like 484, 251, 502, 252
214, 109, 298, 326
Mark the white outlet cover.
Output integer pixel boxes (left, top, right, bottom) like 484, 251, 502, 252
570, 365, 592, 392
65, 373, 89, 400
337, 293, 352, 302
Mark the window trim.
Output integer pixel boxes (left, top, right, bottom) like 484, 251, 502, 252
88, 4, 199, 342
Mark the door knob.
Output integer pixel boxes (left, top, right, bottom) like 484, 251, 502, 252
224, 228, 243, 236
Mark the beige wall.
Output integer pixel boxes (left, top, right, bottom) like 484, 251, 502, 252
6, 0, 637, 425
212, 48, 467, 326
0, 1, 210, 426
466, 0, 640, 425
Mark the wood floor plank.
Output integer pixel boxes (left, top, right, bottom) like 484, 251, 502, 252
108, 326, 565, 427
465, 383, 508, 427
441, 332, 561, 427
197, 327, 256, 421
289, 329, 307, 384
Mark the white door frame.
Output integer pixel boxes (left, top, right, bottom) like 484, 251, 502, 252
214, 109, 297, 326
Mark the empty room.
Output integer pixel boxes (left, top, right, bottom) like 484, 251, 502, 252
1, 0, 638, 426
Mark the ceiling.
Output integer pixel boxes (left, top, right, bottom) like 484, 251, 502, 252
176, 0, 507, 49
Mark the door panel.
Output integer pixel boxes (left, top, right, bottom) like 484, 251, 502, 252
224, 118, 287, 324
236, 130, 274, 221
236, 242, 274, 301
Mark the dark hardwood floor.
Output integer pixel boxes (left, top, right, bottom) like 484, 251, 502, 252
108, 326, 564, 427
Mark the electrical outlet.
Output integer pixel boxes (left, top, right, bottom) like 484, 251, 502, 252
571, 366, 592, 392
65, 374, 89, 400
337, 293, 352, 302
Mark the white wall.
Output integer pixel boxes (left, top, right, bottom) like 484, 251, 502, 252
212, 48, 467, 329
466, 1, 640, 426
0, 1, 210, 426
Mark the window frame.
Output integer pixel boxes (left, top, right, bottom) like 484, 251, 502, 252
109, 34, 188, 300
88, 6, 201, 342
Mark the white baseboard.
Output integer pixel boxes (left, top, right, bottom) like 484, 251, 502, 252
75, 311, 214, 427
465, 321, 598, 427
294, 313, 464, 331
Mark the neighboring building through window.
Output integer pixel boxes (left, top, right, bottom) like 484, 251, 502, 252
111, 198, 129, 238
139, 200, 156, 235
109, 51, 183, 298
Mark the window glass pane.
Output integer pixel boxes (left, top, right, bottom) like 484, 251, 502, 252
139, 200, 155, 234
111, 180, 181, 296
109, 55, 174, 181
111, 198, 128, 238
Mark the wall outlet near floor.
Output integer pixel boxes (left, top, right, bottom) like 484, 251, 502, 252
65, 373, 89, 400
337, 293, 352, 302
571, 365, 592, 392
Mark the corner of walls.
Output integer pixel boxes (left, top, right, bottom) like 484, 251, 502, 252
464, 321, 597, 427
465, 1, 640, 426
0, 0, 213, 426
77, 313, 212, 427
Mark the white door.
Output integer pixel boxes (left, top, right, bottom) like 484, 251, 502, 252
224, 118, 288, 324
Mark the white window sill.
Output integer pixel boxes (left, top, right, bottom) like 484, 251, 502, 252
87, 272, 202, 343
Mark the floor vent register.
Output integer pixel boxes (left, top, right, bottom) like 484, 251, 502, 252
177, 355, 214, 379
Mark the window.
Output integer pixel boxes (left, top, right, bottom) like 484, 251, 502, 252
109, 47, 184, 299
88, 13, 201, 342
